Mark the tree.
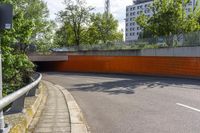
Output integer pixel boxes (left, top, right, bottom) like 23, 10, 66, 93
136, 0, 200, 46
1, 0, 53, 52
36, 21, 57, 53
2, 46, 34, 95
58, 0, 93, 46
0, 0, 53, 95
56, 0, 123, 47
85, 13, 123, 44
54, 23, 75, 47
81, 26, 99, 45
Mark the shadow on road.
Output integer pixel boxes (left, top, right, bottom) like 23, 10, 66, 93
60, 74, 200, 95
71, 79, 137, 95
53, 72, 200, 95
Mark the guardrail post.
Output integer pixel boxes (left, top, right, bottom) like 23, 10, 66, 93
27, 84, 38, 97
7, 94, 26, 113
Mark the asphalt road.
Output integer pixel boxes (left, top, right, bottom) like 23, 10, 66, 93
43, 72, 200, 133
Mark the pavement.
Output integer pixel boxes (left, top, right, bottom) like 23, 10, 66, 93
33, 81, 71, 133
43, 72, 200, 133
30, 80, 89, 133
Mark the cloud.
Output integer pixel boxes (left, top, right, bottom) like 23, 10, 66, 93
44, 0, 133, 31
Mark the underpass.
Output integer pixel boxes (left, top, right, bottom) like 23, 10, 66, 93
43, 72, 200, 133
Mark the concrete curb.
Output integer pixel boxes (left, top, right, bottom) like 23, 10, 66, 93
27, 81, 48, 132
5, 83, 47, 133
55, 85, 90, 133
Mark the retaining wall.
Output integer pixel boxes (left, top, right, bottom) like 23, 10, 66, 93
36, 55, 200, 78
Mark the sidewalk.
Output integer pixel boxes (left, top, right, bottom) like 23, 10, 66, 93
32, 81, 70, 133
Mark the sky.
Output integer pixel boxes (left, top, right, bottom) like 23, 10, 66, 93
43, 0, 133, 31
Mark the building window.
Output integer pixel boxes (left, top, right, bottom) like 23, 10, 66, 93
130, 28, 135, 31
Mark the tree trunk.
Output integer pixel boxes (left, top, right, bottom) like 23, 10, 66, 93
166, 35, 173, 47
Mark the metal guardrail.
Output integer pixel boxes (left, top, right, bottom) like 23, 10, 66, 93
0, 73, 42, 133
61, 31, 200, 51
0, 73, 42, 111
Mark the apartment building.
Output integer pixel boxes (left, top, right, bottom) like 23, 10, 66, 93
125, 0, 197, 43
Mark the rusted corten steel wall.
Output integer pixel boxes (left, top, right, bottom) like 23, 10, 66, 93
36, 55, 200, 78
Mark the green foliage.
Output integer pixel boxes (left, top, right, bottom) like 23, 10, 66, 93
36, 21, 57, 53
58, 0, 93, 46
84, 13, 123, 44
2, 46, 34, 96
54, 23, 75, 47
0, 0, 52, 95
56, 0, 123, 47
136, 0, 200, 46
67, 43, 159, 51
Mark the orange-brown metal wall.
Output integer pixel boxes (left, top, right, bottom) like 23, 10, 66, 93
37, 55, 200, 78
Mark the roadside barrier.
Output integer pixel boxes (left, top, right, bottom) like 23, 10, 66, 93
0, 73, 42, 133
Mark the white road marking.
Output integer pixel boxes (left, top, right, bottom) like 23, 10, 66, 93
176, 103, 200, 113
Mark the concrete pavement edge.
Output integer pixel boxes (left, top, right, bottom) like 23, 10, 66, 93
55, 84, 90, 133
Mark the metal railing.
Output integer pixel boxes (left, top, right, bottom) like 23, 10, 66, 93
60, 31, 200, 51
0, 73, 42, 133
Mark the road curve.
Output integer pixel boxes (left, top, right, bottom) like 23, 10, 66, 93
43, 72, 200, 133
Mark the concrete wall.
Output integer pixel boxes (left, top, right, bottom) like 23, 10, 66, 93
67, 46, 200, 57
35, 46, 200, 78
28, 53, 68, 62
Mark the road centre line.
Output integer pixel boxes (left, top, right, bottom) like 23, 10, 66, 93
176, 103, 200, 113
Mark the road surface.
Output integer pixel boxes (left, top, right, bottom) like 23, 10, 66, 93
43, 72, 200, 133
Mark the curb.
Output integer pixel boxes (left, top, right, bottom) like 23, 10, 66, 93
55, 84, 90, 133
5, 83, 47, 133
27, 81, 48, 132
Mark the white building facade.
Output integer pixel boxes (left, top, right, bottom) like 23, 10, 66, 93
125, 0, 197, 43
